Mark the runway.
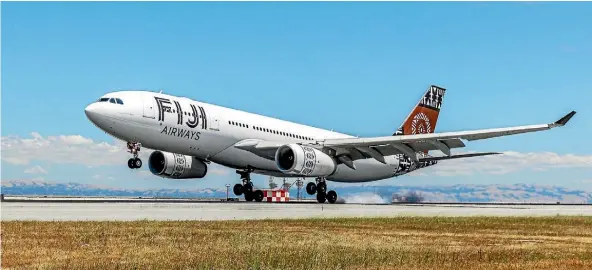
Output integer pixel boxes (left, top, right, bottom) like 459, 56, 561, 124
2, 201, 591, 221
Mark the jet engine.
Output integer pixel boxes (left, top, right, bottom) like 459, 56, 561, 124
275, 144, 337, 177
148, 151, 208, 179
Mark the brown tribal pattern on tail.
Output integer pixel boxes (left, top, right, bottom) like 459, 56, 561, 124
394, 85, 446, 136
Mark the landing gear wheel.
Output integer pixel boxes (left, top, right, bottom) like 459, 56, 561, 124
244, 192, 254, 202
134, 158, 142, 169
327, 190, 338, 204
243, 182, 253, 194
316, 192, 327, 203
236, 169, 255, 202
254, 190, 264, 202
317, 182, 327, 193
233, 184, 243, 196
306, 182, 317, 195
126, 142, 142, 169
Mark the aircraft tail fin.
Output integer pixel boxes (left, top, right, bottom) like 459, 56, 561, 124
394, 85, 446, 136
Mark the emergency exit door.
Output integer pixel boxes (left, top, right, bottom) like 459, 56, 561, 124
143, 98, 155, 119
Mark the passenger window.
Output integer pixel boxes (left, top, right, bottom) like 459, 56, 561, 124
116, 98, 124, 105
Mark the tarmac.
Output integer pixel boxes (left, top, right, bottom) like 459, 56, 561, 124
2, 199, 591, 221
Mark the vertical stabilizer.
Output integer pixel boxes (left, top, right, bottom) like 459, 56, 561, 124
394, 85, 446, 136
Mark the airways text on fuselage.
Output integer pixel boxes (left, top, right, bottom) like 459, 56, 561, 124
155, 96, 208, 141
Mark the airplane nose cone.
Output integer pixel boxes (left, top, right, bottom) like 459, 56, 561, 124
85, 103, 101, 124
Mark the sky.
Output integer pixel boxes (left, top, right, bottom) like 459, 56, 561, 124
1, 2, 592, 191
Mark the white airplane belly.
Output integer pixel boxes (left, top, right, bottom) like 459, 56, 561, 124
209, 147, 279, 172
327, 156, 399, 182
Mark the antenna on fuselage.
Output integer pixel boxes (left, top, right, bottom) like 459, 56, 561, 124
159, 89, 163, 93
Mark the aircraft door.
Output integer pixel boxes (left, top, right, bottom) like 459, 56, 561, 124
209, 115, 220, 131
143, 97, 155, 119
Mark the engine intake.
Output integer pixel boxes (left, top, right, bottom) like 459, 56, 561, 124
275, 144, 337, 177
148, 151, 208, 179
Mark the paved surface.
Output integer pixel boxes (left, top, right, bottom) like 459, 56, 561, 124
2, 202, 590, 221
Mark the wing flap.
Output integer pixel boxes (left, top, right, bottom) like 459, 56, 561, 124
419, 152, 501, 162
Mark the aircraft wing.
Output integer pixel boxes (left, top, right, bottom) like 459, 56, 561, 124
234, 111, 575, 163
321, 111, 576, 162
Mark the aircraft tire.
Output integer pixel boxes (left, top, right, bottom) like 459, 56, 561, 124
327, 190, 337, 204
127, 158, 135, 169
306, 182, 317, 195
243, 183, 253, 194
254, 190, 264, 202
233, 184, 243, 196
134, 158, 142, 169
317, 182, 327, 193
316, 192, 326, 203
244, 191, 254, 202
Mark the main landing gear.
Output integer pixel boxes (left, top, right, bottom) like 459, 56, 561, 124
127, 142, 142, 169
233, 169, 264, 202
306, 177, 338, 204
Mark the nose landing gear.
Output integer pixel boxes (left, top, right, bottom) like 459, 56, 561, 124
127, 142, 142, 169
306, 177, 338, 204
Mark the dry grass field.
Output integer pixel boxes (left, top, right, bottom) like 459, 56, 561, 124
2, 216, 592, 269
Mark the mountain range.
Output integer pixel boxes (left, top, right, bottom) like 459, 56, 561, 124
2, 179, 591, 204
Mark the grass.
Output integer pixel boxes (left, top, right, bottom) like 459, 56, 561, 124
2, 216, 592, 269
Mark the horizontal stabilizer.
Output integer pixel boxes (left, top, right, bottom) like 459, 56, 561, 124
419, 152, 501, 162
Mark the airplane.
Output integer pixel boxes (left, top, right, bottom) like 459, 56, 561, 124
84, 85, 576, 204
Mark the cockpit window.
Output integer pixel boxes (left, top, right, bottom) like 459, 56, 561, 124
96, 97, 124, 105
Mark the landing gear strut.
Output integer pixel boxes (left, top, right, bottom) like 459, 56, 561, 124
127, 142, 142, 169
306, 177, 338, 204
233, 169, 263, 202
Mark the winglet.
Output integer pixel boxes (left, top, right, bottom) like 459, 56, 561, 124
554, 111, 576, 126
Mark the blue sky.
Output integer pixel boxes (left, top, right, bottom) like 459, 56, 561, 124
2, 2, 591, 191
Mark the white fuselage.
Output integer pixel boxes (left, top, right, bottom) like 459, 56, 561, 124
85, 90, 411, 182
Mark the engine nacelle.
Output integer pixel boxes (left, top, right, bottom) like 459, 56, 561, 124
275, 144, 337, 177
148, 151, 208, 179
